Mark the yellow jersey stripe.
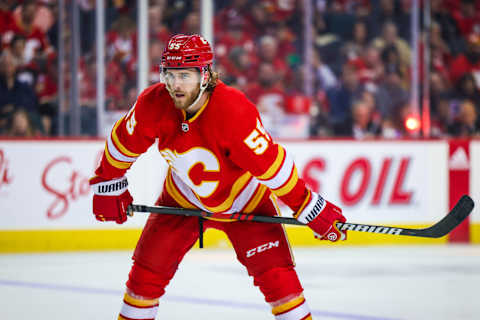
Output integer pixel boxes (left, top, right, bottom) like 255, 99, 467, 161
271, 294, 305, 315
165, 171, 196, 209
188, 96, 210, 122
166, 171, 237, 222
105, 142, 132, 170
243, 184, 268, 213
257, 145, 285, 180
111, 117, 141, 157
199, 172, 252, 212
123, 293, 158, 307
293, 190, 312, 219
272, 166, 298, 197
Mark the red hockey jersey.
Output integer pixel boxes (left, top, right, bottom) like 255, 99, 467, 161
95, 81, 312, 215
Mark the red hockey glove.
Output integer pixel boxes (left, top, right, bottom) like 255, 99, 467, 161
89, 176, 133, 224
296, 193, 346, 242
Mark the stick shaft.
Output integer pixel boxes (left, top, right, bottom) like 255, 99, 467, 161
128, 195, 474, 239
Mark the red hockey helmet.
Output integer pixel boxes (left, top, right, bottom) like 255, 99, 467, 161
161, 34, 213, 69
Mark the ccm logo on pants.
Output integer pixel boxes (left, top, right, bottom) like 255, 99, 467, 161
246, 241, 280, 258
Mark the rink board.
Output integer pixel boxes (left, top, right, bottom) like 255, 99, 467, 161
0, 139, 477, 252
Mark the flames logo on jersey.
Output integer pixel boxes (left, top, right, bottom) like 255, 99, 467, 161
160, 147, 220, 198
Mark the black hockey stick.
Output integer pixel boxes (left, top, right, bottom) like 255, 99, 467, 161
127, 195, 474, 238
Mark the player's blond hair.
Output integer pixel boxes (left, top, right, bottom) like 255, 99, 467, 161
206, 65, 218, 92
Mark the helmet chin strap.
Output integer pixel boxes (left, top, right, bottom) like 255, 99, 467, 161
185, 69, 208, 114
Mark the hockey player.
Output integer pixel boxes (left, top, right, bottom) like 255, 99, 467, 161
90, 34, 347, 320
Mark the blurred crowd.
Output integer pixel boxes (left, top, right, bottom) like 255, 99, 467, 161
1, 0, 480, 138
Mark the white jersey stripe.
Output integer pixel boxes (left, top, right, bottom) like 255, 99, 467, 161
107, 135, 138, 163
120, 303, 158, 319
275, 300, 310, 320
171, 171, 259, 214
261, 151, 294, 190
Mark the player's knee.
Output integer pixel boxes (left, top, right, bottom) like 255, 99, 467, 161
126, 261, 171, 298
253, 267, 303, 303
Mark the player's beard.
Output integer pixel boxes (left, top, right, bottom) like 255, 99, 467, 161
170, 85, 201, 110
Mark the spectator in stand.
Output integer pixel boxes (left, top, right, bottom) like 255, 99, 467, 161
149, 3, 171, 44
246, 62, 286, 113
263, 0, 297, 25
214, 15, 255, 68
0, 1, 14, 35
430, 21, 454, 82
431, 0, 464, 56
368, 0, 409, 40
326, 63, 363, 127
180, 12, 200, 34
123, 82, 138, 109
244, 2, 272, 38
107, 15, 137, 66
9, 35, 36, 86
78, 55, 97, 136
455, 72, 480, 108
256, 35, 290, 84
284, 65, 312, 115
12, 0, 54, 34
313, 50, 337, 91
7, 108, 38, 137
450, 0, 480, 38
161, 0, 197, 32
431, 93, 454, 138
448, 99, 480, 136
430, 70, 454, 128
221, 46, 257, 91
105, 58, 127, 111
148, 39, 164, 84
214, 0, 250, 35
35, 54, 57, 136
375, 67, 409, 120
449, 33, 480, 86
323, 0, 356, 41
333, 98, 381, 139
372, 20, 411, 69
2, 0, 53, 64
341, 19, 371, 61
275, 23, 300, 69
0, 49, 41, 135
381, 44, 409, 88
245, 62, 287, 137
313, 5, 343, 76
347, 45, 384, 91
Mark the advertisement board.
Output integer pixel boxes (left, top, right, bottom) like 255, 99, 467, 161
0, 139, 477, 251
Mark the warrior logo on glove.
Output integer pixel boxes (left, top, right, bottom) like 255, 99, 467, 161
304, 196, 325, 223
296, 192, 347, 242
95, 179, 128, 194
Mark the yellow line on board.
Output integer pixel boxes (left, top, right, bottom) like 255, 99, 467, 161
0, 223, 467, 253
470, 223, 480, 244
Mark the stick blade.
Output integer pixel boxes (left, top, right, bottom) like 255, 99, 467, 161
422, 195, 475, 238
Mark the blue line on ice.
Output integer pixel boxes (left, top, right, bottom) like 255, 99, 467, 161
0, 279, 400, 320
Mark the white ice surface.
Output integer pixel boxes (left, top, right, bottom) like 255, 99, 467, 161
0, 245, 479, 320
